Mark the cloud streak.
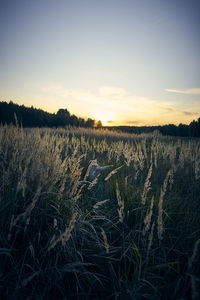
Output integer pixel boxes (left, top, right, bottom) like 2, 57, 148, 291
165, 88, 200, 95
158, 105, 199, 116
39, 84, 199, 126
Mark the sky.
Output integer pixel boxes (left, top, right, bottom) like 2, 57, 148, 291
0, 0, 200, 126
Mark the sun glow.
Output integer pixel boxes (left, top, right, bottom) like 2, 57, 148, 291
92, 109, 116, 126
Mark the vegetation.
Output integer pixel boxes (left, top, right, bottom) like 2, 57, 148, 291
0, 101, 200, 137
0, 124, 200, 299
108, 118, 200, 137
1, 100, 200, 137
0, 101, 102, 128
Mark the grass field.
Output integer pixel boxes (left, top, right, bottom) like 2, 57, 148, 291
0, 124, 200, 299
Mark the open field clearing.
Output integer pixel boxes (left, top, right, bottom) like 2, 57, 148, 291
0, 125, 200, 299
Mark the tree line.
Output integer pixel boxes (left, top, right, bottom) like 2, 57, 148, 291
110, 119, 200, 137
0, 101, 200, 137
0, 101, 102, 128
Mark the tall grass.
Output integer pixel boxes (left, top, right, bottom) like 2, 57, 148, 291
0, 124, 200, 299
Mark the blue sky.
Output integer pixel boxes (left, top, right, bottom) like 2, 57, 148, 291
0, 0, 200, 125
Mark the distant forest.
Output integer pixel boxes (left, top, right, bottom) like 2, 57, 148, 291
109, 121, 200, 138
0, 101, 102, 128
0, 101, 200, 137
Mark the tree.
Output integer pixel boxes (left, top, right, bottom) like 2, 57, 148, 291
70, 114, 79, 126
56, 109, 71, 126
85, 118, 95, 128
96, 120, 103, 128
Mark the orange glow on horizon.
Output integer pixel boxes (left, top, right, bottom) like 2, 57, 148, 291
91, 109, 117, 126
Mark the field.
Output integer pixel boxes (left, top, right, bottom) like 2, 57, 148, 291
0, 125, 200, 299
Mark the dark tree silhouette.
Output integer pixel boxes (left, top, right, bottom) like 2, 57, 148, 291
55, 109, 71, 126
85, 118, 95, 128
96, 120, 103, 128
107, 118, 200, 138
0, 101, 96, 128
0, 101, 200, 137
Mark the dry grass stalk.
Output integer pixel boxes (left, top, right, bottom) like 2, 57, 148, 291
8, 186, 42, 240
104, 165, 123, 181
141, 164, 152, 205
147, 220, 155, 253
145, 220, 155, 264
48, 212, 78, 251
189, 238, 200, 269
72, 184, 86, 202
123, 148, 134, 166
88, 174, 100, 190
194, 159, 200, 180
16, 164, 29, 197
8, 215, 14, 241
22, 272, 39, 287
124, 175, 130, 194
54, 218, 58, 229
69, 159, 82, 198
116, 182, 124, 223
157, 169, 172, 240
93, 199, 109, 209
143, 196, 154, 236
84, 159, 97, 181
101, 227, 109, 254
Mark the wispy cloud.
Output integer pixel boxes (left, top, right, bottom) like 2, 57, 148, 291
38, 84, 199, 125
125, 120, 144, 125
182, 111, 199, 116
158, 105, 199, 116
165, 88, 200, 95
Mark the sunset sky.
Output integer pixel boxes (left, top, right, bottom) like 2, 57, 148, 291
0, 0, 200, 126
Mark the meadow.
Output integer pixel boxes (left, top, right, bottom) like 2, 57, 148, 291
0, 124, 200, 299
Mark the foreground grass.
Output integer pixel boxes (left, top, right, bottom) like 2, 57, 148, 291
0, 125, 200, 299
